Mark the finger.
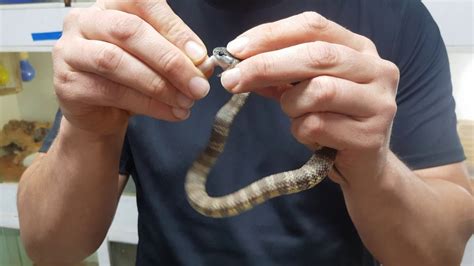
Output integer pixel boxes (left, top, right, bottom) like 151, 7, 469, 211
54, 69, 189, 121
227, 11, 377, 58
77, 8, 210, 100
96, 0, 208, 64
280, 76, 378, 119
61, 8, 83, 36
221, 41, 382, 93
63, 38, 194, 109
253, 84, 292, 100
290, 112, 372, 151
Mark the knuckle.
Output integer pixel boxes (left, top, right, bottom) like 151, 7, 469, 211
279, 91, 292, 116
132, 0, 164, 16
367, 134, 386, 150
126, 0, 147, 12
52, 40, 66, 59
381, 98, 398, 118
307, 42, 338, 68
108, 14, 145, 41
54, 70, 73, 91
54, 71, 77, 102
260, 22, 278, 43
143, 96, 156, 116
309, 76, 337, 103
162, 18, 188, 43
250, 55, 274, 80
360, 35, 377, 52
290, 122, 301, 141
63, 8, 82, 29
159, 51, 185, 76
291, 120, 307, 143
382, 60, 400, 88
301, 11, 329, 33
149, 76, 167, 98
359, 123, 387, 150
302, 115, 324, 138
94, 45, 124, 73
309, 116, 324, 136
361, 107, 396, 150
103, 83, 127, 104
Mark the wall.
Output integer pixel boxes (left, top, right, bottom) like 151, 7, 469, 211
448, 48, 474, 120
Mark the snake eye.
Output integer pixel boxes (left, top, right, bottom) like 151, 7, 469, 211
218, 51, 225, 56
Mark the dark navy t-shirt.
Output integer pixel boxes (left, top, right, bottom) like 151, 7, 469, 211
41, 0, 465, 265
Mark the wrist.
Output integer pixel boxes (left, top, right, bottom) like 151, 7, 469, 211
55, 117, 127, 161
341, 150, 402, 196
60, 117, 126, 146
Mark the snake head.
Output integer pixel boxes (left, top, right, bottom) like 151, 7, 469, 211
212, 47, 240, 70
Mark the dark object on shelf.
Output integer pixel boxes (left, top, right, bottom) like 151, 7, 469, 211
19, 52, 36, 82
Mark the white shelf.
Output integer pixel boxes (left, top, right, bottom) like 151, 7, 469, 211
0, 183, 19, 229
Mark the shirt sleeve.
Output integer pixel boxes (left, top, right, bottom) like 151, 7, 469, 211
119, 132, 135, 176
39, 109, 135, 175
389, 0, 465, 169
38, 110, 61, 153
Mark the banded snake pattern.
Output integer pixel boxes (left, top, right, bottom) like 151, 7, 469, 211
185, 47, 337, 218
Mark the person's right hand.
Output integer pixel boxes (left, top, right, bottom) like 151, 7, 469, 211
53, 0, 210, 136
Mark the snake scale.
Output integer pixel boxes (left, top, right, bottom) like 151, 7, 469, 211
185, 47, 337, 218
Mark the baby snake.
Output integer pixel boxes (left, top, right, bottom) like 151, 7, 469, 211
185, 47, 337, 218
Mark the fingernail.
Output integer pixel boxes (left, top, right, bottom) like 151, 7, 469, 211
172, 107, 190, 119
227, 37, 249, 55
185, 41, 207, 62
188, 76, 210, 99
176, 93, 194, 108
221, 68, 241, 91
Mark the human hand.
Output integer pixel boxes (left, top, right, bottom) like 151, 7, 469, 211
220, 12, 400, 186
53, 0, 210, 137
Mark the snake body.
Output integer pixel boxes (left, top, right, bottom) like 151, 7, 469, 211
185, 47, 337, 218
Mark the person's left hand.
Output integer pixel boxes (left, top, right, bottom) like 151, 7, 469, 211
220, 12, 400, 188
